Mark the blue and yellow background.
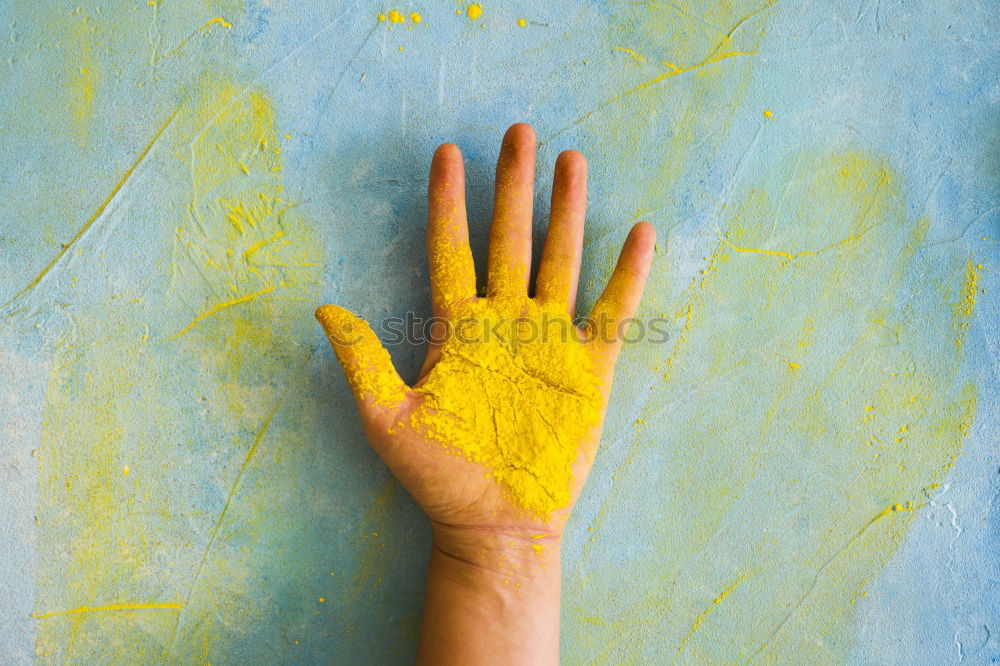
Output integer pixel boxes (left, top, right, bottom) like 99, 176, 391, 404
0, 1, 997, 663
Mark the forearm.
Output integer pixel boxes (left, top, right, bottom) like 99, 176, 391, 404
416, 525, 562, 665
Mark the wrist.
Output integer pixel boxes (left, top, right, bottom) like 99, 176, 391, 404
429, 521, 563, 582
418, 522, 563, 664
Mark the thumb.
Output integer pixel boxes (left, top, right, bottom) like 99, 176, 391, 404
315, 305, 408, 413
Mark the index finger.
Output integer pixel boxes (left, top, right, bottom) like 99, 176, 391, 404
428, 143, 477, 314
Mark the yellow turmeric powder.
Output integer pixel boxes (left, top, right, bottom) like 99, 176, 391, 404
409, 296, 602, 517
317, 297, 603, 518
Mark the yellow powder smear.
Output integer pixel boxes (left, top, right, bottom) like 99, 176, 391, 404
200, 16, 231, 30
954, 260, 978, 348
68, 16, 97, 137
409, 296, 602, 517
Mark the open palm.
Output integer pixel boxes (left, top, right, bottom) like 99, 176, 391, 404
317, 124, 654, 543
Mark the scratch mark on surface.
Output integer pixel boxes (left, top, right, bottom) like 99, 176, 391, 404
154, 17, 232, 64
720, 0, 781, 48
1, 110, 178, 317
945, 500, 962, 578
752, 500, 924, 660
191, 0, 365, 153
554, 0, 779, 138
31, 602, 183, 619
719, 226, 875, 261
677, 572, 752, 654
147, 0, 162, 66
950, 498, 965, 660
314, 21, 380, 131
551, 51, 757, 138
667, 2, 727, 39
167, 351, 313, 654
168, 284, 279, 340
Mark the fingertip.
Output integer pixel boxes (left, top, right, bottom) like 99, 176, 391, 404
630, 221, 657, 247
433, 142, 462, 162
315, 304, 339, 323
507, 121, 535, 135
554, 150, 588, 189
504, 122, 536, 147
627, 222, 657, 268
315, 304, 358, 344
556, 149, 587, 171
431, 144, 464, 180
429, 144, 467, 206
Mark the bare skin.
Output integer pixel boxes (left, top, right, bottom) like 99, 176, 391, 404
316, 123, 655, 665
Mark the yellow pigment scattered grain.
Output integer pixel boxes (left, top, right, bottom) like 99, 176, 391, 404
467, 4, 483, 19
954, 260, 979, 348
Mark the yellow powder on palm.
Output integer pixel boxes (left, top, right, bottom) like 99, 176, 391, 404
410, 296, 603, 517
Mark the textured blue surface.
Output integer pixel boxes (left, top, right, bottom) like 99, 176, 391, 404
0, 0, 997, 662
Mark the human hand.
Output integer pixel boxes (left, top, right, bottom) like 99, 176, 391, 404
318, 124, 654, 664
316, 123, 654, 557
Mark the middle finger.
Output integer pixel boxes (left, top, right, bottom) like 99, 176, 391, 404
487, 123, 536, 298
